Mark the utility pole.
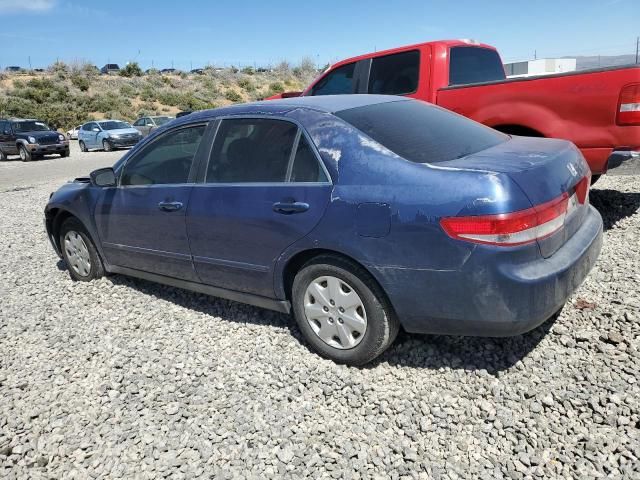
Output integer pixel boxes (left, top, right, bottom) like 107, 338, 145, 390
534, 50, 537, 60
636, 36, 639, 64
28, 56, 31, 70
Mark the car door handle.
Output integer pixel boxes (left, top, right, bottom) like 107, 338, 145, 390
272, 201, 309, 214
158, 201, 183, 212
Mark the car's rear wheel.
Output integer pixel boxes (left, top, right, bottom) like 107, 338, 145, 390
291, 255, 399, 365
79, 141, 87, 152
59, 217, 104, 282
18, 145, 31, 162
103, 139, 113, 152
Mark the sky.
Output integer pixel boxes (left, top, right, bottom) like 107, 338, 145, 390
0, 0, 637, 70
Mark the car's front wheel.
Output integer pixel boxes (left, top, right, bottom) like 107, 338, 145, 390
291, 255, 399, 365
18, 145, 32, 162
59, 217, 104, 282
103, 139, 113, 152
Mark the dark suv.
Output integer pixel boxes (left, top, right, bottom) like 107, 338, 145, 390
0, 118, 70, 162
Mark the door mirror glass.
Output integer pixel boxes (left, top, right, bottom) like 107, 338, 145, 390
90, 167, 117, 187
92, 127, 100, 132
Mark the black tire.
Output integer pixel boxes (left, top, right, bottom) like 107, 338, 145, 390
79, 141, 87, 152
60, 149, 69, 158
18, 145, 32, 162
0, 149, 6, 161
102, 139, 113, 152
59, 217, 104, 282
591, 174, 601, 186
291, 255, 399, 366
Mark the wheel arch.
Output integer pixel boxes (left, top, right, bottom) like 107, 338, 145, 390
492, 124, 545, 137
280, 248, 398, 319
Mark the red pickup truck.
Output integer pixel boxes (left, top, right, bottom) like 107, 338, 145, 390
269, 39, 640, 179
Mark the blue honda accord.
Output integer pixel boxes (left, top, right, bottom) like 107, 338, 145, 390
44, 95, 602, 365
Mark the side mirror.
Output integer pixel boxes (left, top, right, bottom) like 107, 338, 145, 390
90, 167, 117, 187
92, 127, 100, 132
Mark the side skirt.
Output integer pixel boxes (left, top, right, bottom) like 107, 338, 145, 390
108, 265, 292, 314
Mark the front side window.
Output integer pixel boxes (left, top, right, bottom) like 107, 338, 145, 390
310, 62, 356, 96
206, 119, 298, 183
121, 125, 206, 186
449, 47, 506, 86
368, 50, 420, 95
133, 118, 145, 126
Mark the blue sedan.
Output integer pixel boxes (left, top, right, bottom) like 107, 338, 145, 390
44, 95, 602, 365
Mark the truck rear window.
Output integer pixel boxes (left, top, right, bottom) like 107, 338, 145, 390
449, 47, 506, 86
335, 100, 507, 164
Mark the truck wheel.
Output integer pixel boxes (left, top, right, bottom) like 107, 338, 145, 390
19, 145, 32, 162
59, 217, 104, 282
291, 255, 399, 366
103, 139, 113, 152
60, 149, 70, 158
79, 141, 87, 152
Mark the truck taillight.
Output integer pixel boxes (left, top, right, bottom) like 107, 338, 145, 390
617, 83, 640, 126
440, 177, 589, 247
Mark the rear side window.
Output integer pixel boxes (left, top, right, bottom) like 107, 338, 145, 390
121, 125, 205, 185
310, 63, 355, 96
290, 135, 328, 183
449, 47, 506, 86
335, 100, 507, 164
368, 50, 420, 95
207, 119, 297, 183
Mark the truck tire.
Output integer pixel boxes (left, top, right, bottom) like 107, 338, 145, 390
18, 145, 32, 162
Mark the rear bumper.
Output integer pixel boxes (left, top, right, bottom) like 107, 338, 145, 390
605, 149, 640, 175
376, 205, 603, 336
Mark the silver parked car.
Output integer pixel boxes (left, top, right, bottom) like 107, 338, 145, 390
132, 116, 174, 137
78, 120, 142, 152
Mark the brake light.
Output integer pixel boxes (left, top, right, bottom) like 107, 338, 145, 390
617, 83, 640, 126
440, 175, 590, 247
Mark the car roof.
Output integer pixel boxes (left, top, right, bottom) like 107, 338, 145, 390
183, 94, 409, 123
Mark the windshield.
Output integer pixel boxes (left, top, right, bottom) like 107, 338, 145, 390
336, 100, 507, 164
13, 121, 51, 132
100, 121, 131, 131
153, 116, 172, 126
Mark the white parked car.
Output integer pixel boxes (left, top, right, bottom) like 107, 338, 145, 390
67, 125, 82, 140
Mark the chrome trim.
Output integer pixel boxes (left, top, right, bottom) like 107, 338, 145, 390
192, 255, 269, 272
103, 242, 192, 261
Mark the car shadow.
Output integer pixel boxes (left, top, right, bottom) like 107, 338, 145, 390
590, 188, 640, 231
103, 273, 556, 374
368, 314, 557, 375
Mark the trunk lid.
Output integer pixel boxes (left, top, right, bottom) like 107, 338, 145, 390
438, 136, 591, 257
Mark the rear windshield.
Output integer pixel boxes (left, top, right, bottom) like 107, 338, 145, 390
449, 47, 506, 86
335, 100, 507, 164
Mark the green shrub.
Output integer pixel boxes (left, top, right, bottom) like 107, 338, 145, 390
268, 82, 284, 93
119, 62, 143, 77
241, 66, 255, 75
119, 84, 136, 97
225, 90, 242, 102
237, 78, 255, 92
71, 74, 91, 92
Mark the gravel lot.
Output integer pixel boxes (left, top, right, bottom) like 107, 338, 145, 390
1, 145, 639, 479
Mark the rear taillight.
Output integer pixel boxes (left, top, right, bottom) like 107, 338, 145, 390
617, 83, 640, 126
440, 177, 589, 246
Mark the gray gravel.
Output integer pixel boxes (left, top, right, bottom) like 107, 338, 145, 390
0, 147, 639, 479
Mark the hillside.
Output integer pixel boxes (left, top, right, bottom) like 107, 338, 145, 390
0, 61, 319, 131
572, 54, 636, 70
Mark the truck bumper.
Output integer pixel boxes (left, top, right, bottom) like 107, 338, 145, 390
374, 205, 603, 337
27, 143, 70, 155
605, 149, 640, 175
